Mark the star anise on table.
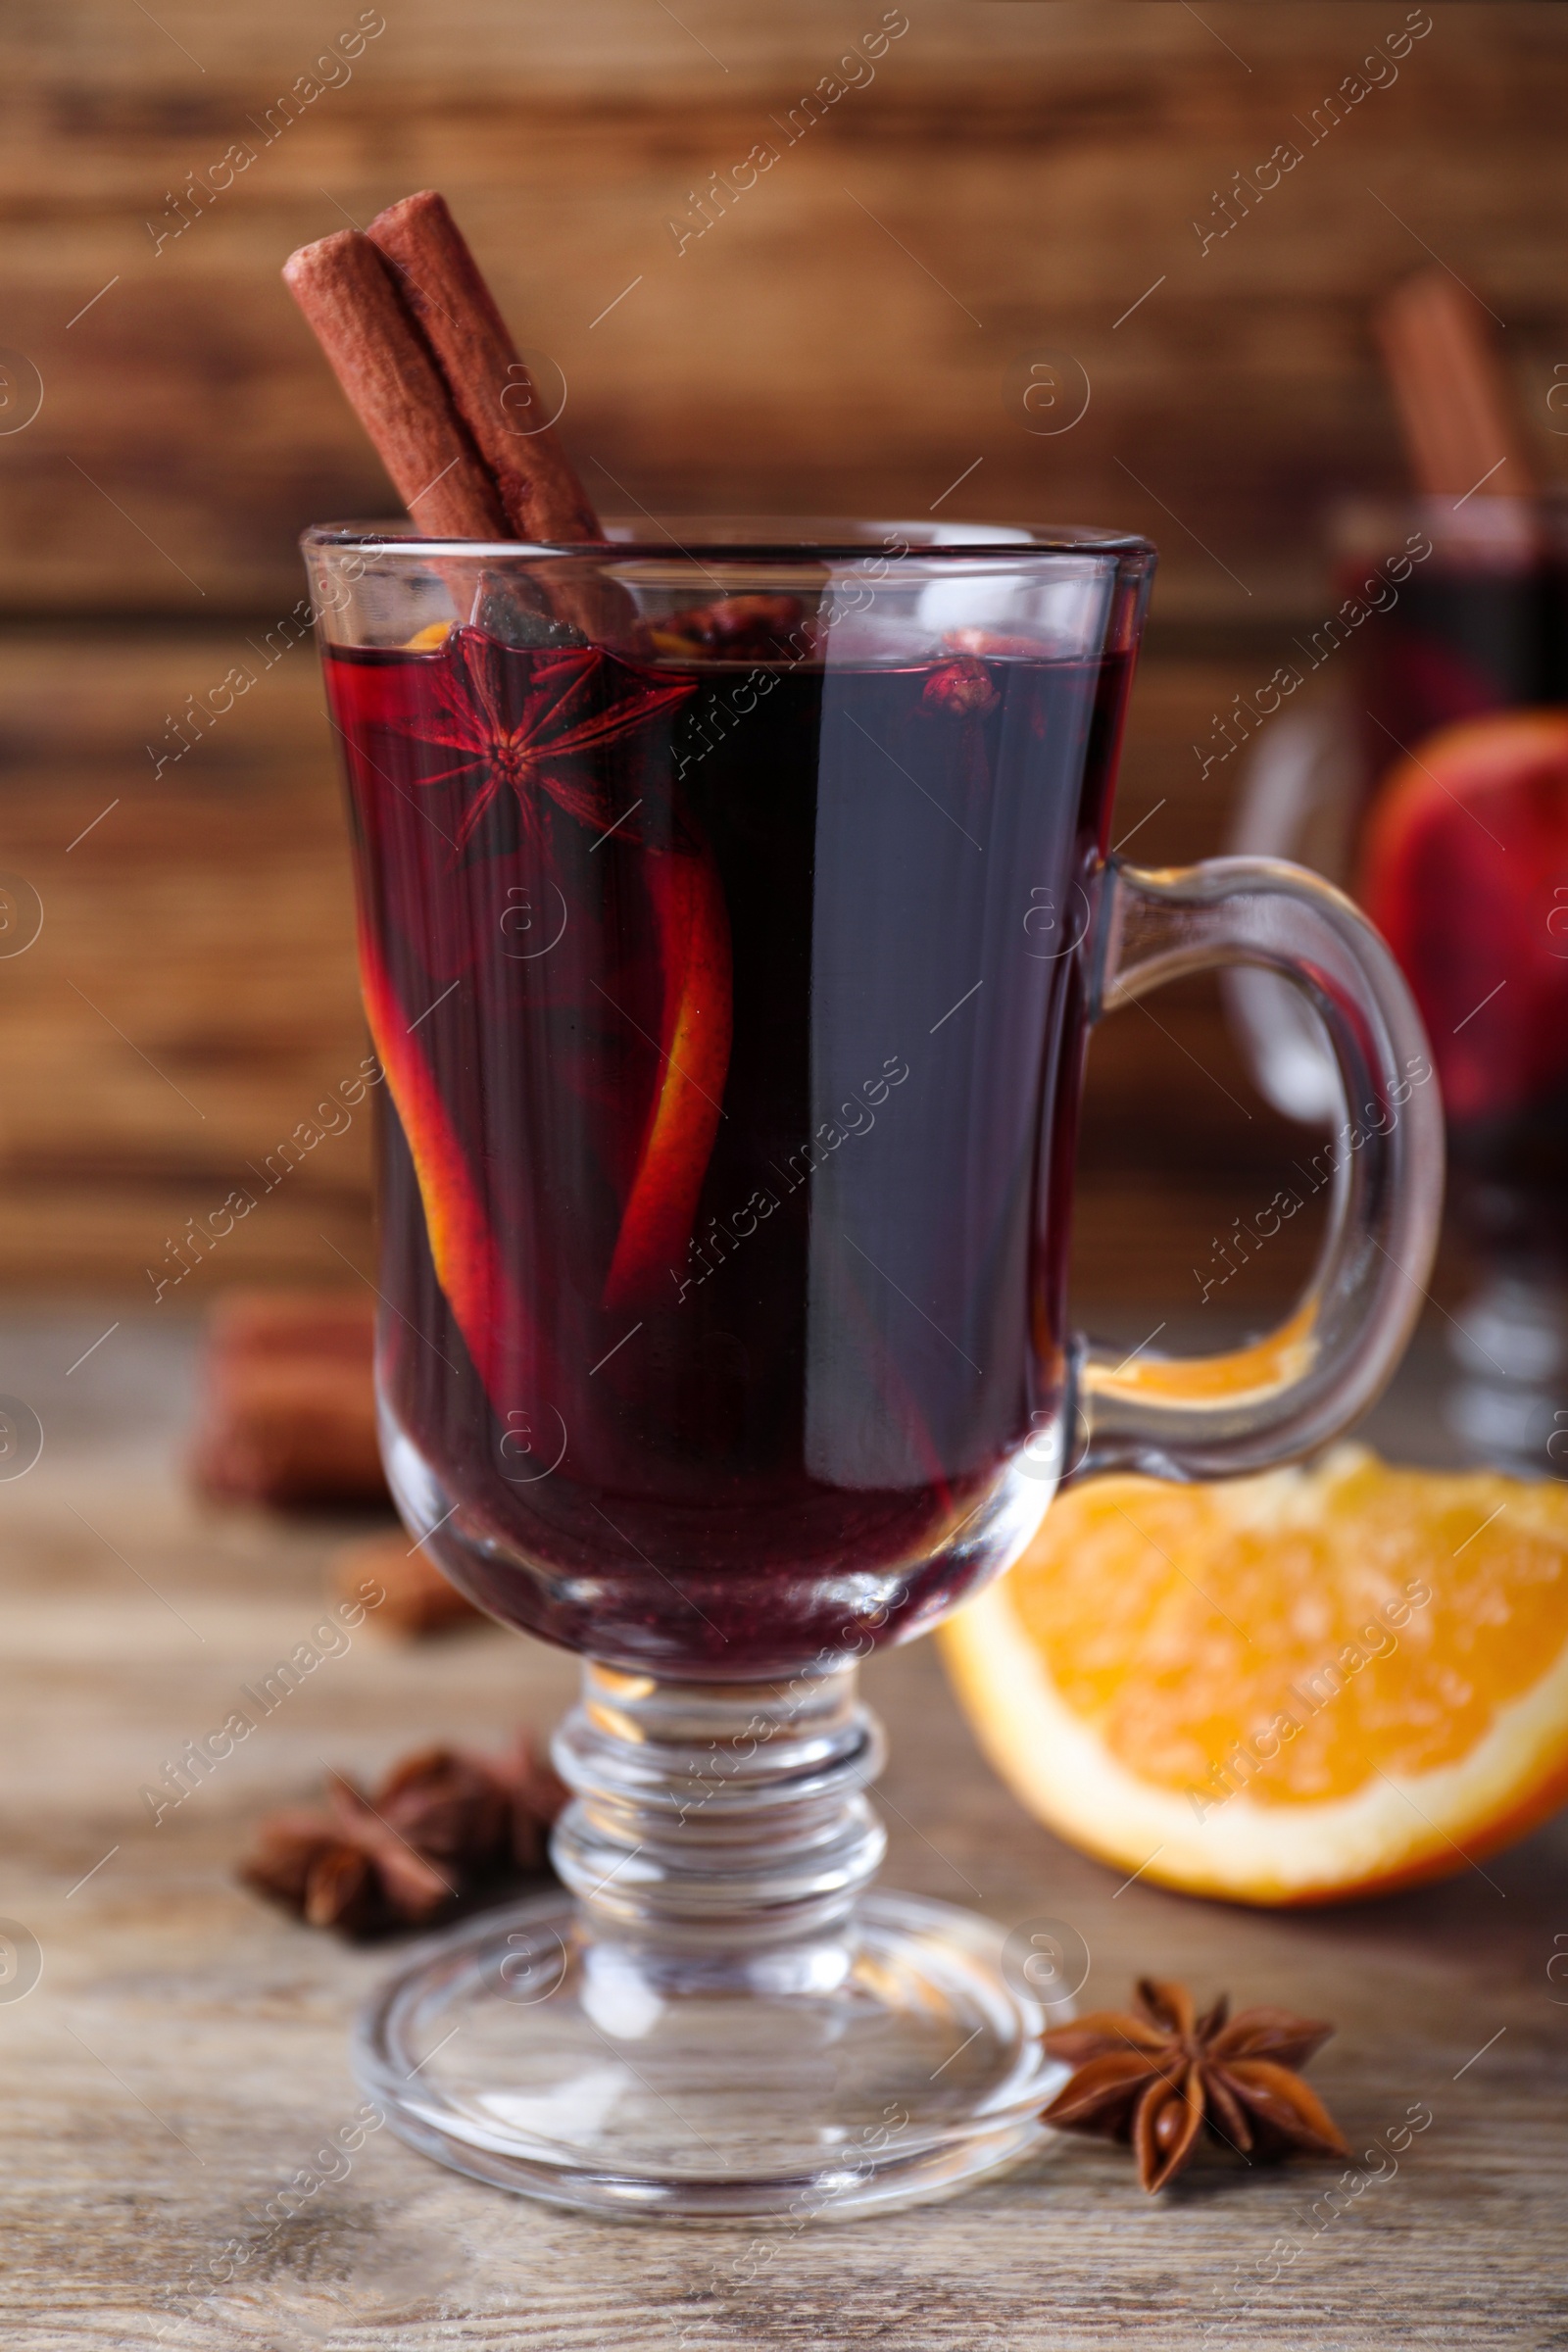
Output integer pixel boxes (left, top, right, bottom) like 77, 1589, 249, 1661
1042, 1978, 1349, 2192
239, 1731, 567, 1940
392, 633, 694, 859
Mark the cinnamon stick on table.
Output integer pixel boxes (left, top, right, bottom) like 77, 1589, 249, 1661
331, 1528, 485, 1639
1374, 266, 1536, 503
189, 1290, 388, 1510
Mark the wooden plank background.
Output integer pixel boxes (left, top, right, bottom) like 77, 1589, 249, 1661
0, 1, 1560, 1302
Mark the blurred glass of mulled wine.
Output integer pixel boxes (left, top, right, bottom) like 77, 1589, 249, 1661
1230, 492, 1568, 1475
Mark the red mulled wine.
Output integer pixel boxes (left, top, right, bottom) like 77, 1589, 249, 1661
1357, 548, 1568, 757
325, 622, 1134, 1675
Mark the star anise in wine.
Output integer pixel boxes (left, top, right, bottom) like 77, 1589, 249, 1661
240, 1729, 567, 1940
1042, 1977, 1349, 2192
392, 633, 693, 859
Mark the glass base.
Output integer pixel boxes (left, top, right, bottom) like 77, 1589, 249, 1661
354, 1885, 1061, 2219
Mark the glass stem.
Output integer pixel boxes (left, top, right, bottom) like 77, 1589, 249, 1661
550, 1663, 887, 1952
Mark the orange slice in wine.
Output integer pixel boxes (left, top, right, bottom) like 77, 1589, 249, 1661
604, 846, 732, 1311
358, 932, 520, 1398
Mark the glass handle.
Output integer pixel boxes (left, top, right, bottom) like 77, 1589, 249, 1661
1074, 854, 1444, 1480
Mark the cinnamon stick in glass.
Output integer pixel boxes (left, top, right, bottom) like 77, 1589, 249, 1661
367, 190, 601, 545
286, 197, 629, 639
1374, 267, 1536, 502
283, 228, 507, 538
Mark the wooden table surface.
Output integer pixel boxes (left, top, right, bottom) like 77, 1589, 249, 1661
3, 1310, 1564, 2351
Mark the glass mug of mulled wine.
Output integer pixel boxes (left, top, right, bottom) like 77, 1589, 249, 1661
1230, 493, 1568, 1473
1348, 494, 1568, 1472
305, 518, 1440, 2219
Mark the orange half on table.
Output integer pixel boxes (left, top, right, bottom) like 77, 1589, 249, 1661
940, 1447, 1568, 1905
